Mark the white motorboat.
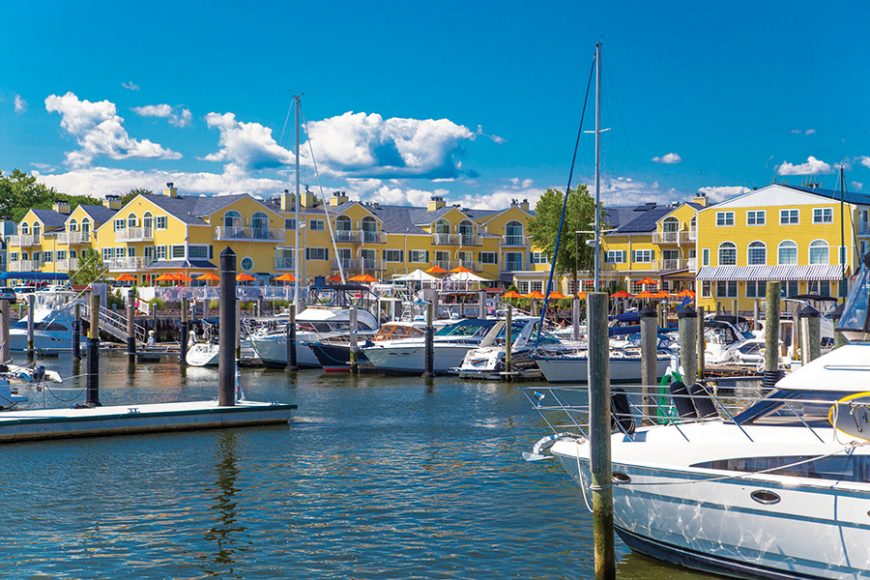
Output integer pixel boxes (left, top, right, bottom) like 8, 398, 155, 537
526, 262, 870, 577
458, 316, 563, 380
534, 350, 671, 383
362, 318, 498, 375
185, 320, 260, 367
307, 320, 431, 373
8, 289, 81, 352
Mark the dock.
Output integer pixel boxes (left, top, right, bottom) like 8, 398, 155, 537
0, 400, 296, 443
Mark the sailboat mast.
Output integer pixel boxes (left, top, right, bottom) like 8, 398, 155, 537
294, 95, 301, 308
839, 165, 847, 302
593, 42, 602, 292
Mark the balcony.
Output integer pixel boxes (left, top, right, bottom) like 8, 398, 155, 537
333, 230, 386, 243
332, 258, 383, 273
501, 234, 528, 246
652, 231, 694, 244
659, 258, 697, 272
7, 234, 38, 247
432, 233, 483, 246
214, 226, 283, 242
457, 260, 484, 273
55, 258, 79, 272
8, 260, 39, 272
105, 257, 152, 271
56, 231, 91, 245
116, 227, 154, 242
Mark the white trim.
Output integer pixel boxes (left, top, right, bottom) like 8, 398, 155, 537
717, 241, 737, 266
777, 239, 798, 265
779, 208, 800, 225
747, 240, 767, 266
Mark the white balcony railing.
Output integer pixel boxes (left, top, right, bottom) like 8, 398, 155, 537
104, 257, 152, 271
432, 233, 460, 245
116, 227, 153, 242
7, 234, 37, 247
652, 231, 694, 244
214, 226, 282, 242
56, 231, 91, 245
8, 260, 38, 272
659, 258, 698, 271
333, 230, 386, 244
501, 234, 528, 246
332, 258, 384, 272
53, 258, 79, 272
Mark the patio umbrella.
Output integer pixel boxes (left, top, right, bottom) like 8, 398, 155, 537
577, 291, 587, 299
449, 265, 474, 274
653, 290, 670, 299
394, 269, 438, 282
154, 273, 175, 282
236, 273, 256, 282
676, 288, 695, 298
548, 291, 567, 300
115, 273, 135, 283
197, 272, 220, 283
524, 290, 545, 299
638, 277, 657, 285
349, 273, 378, 283
610, 290, 633, 299
327, 274, 344, 283
635, 290, 658, 300
502, 290, 522, 299
174, 272, 193, 284
426, 265, 448, 275
274, 273, 296, 282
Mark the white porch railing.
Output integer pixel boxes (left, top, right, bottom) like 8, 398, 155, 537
116, 227, 153, 242
104, 257, 152, 271
214, 226, 283, 242
8, 260, 39, 272
56, 231, 91, 245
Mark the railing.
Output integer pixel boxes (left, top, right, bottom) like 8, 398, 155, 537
333, 230, 387, 243
81, 301, 147, 344
55, 258, 79, 272
7, 234, 37, 247
501, 234, 528, 246
333, 258, 384, 272
457, 260, 484, 272
56, 231, 91, 245
115, 227, 153, 242
504, 261, 525, 273
8, 260, 39, 272
214, 226, 283, 242
362, 230, 386, 243
432, 233, 460, 245
652, 231, 694, 244
104, 257, 152, 271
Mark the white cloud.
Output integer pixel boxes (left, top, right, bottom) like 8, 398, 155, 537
776, 155, 832, 175
475, 124, 506, 144
651, 152, 682, 164
697, 185, 750, 203
790, 128, 815, 135
508, 177, 534, 189
14, 95, 26, 114
859, 156, 870, 170
32, 165, 286, 197
203, 112, 294, 171
121, 81, 140, 91
132, 104, 193, 127
45, 92, 181, 168
851, 181, 863, 191
303, 111, 475, 178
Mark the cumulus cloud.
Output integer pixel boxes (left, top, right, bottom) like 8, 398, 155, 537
203, 112, 294, 171
651, 152, 682, 164
776, 155, 832, 175
860, 156, 870, 170
303, 111, 475, 179
45, 92, 181, 168
121, 81, 140, 91
32, 165, 286, 197
509, 177, 534, 189
476, 124, 506, 144
14, 95, 26, 114
697, 185, 750, 203
789, 128, 815, 135
132, 104, 193, 127
851, 181, 863, 191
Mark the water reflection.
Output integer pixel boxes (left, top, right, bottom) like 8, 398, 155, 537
202, 431, 247, 576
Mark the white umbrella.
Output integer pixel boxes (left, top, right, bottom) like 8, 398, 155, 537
445, 271, 490, 283
394, 269, 439, 282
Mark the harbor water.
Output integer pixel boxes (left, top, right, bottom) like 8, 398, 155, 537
1, 352, 710, 578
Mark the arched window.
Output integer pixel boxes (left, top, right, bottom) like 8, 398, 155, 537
127, 213, 138, 228
20, 223, 29, 235
809, 240, 829, 265
251, 211, 269, 239
506, 220, 524, 245
435, 219, 450, 234
718, 242, 737, 266
32, 223, 41, 241
81, 218, 90, 234
335, 215, 352, 231
747, 241, 766, 265
224, 210, 241, 228
361, 216, 377, 242
459, 220, 475, 243
778, 241, 797, 265
143, 212, 153, 232
68, 219, 78, 232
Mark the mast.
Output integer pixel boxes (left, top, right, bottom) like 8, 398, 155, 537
294, 95, 301, 308
593, 42, 602, 291
839, 165, 847, 302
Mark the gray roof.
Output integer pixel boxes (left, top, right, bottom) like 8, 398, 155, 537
78, 204, 117, 224
31, 209, 67, 229
607, 203, 674, 234
147, 259, 217, 270
142, 194, 260, 225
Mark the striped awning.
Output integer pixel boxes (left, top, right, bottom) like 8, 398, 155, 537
696, 265, 847, 282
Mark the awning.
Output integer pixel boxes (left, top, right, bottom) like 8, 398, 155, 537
696, 265, 846, 282
0, 272, 69, 281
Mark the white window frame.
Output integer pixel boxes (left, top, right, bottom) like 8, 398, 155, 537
530, 251, 549, 264
718, 242, 737, 266
155, 216, 168, 230
170, 245, 185, 259
409, 250, 428, 263
808, 239, 829, 265
702, 248, 710, 266
812, 207, 833, 224
715, 211, 734, 226
777, 240, 798, 265
305, 247, 328, 260
309, 219, 325, 231
780, 208, 800, 225
479, 252, 497, 264
747, 241, 766, 266
382, 249, 403, 263
632, 249, 654, 263
605, 250, 626, 264
746, 210, 766, 226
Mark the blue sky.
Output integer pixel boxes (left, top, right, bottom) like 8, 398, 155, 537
2, 0, 870, 208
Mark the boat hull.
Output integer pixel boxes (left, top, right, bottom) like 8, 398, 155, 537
307, 341, 371, 372
9, 331, 75, 352
249, 334, 321, 368
362, 344, 474, 375
535, 355, 670, 383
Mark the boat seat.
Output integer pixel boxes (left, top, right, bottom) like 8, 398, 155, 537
689, 382, 719, 419
610, 387, 636, 435
669, 381, 697, 418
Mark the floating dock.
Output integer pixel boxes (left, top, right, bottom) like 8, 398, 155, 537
0, 400, 296, 443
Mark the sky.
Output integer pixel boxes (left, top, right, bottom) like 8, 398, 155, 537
2, 0, 870, 209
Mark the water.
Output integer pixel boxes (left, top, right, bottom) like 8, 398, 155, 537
0, 353, 710, 578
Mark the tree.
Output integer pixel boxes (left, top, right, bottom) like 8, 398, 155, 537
121, 188, 153, 205
0, 169, 101, 221
528, 185, 598, 293
69, 249, 106, 287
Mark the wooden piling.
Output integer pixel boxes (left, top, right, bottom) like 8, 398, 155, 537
286, 303, 297, 371
639, 305, 657, 423
572, 297, 581, 341
799, 305, 821, 364
219, 248, 237, 407
349, 306, 359, 373
422, 301, 434, 378
0, 298, 10, 364
179, 297, 189, 367
72, 301, 81, 360
478, 290, 487, 320
86, 291, 101, 407
678, 307, 698, 386
764, 281, 782, 389
26, 293, 35, 357
586, 292, 615, 579
126, 289, 136, 360
235, 300, 242, 360
505, 305, 513, 375
696, 306, 706, 380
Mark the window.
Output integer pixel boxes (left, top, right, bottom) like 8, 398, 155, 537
781, 280, 799, 297
808, 280, 831, 296
746, 281, 766, 298
812, 208, 833, 224
409, 250, 428, 263
70, 250, 77, 258
702, 248, 710, 266
435, 219, 450, 235
68, 219, 78, 232
809, 240, 829, 265
188, 245, 210, 259
718, 242, 737, 266
56, 250, 66, 261
530, 281, 543, 293
531, 251, 549, 264
305, 248, 328, 260
114, 218, 126, 231
716, 211, 734, 226
505, 221, 524, 245
43, 251, 52, 263
155, 246, 167, 260
81, 218, 90, 233
143, 212, 153, 231
701, 281, 712, 298
335, 215, 352, 232
284, 218, 296, 230
435, 250, 450, 263
457, 251, 473, 263
383, 249, 403, 262
171, 245, 185, 259
128, 247, 136, 257
780, 209, 799, 225
459, 220, 475, 243
127, 213, 137, 228
309, 219, 325, 231
252, 212, 269, 238
605, 250, 626, 264
155, 216, 168, 230
778, 241, 798, 265
20, 223, 28, 235
9, 253, 17, 262
632, 249, 654, 263
241, 257, 254, 272
747, 241, 766, 265
505, 252, 524, 271
746, 210, 766, 226
224, 210, 241, 229
114, 248, 125, 258
716, 281, 737, 297
102, 248, 112, 261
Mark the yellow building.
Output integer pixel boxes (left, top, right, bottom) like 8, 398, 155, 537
695, 184, 861, 313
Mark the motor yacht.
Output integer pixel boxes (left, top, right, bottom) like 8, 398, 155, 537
307, 320, 430, 373
457, 316, 562, 380
8, 289, 81, 353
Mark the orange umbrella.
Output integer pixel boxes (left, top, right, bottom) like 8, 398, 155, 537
548, 291, 567, 300
450, 265, 473, 274
174, 272, 193, 283
611, 290, 633, 299
502, 290, 522, 299
653, 290, 670, 299
327, 274, 344, 283
236, 273, 256, 282
638, 277, 658, 286
677, 288, 695, 298
154, 273, 175, 282
197, 272, 220, 282
525, 290, 545, 299
349, 273, 378, 283
274, 273, 296, 282
577, 291, 587, 299
426, 265, 448, 275
115, 273, 135, 283
635, 290, 658, 299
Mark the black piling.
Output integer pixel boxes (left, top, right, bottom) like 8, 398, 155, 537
0, 298, 10, 364
72, 301, 81, 360
219, 248, 237, 407
179, 297, 189, 367
763, 281, 783, 389
86, 291, 101, 407
349, 306, 359, 373
422, 301, 435, 378
126, 289, 136, 361
286, 303, 298, 371
26, 293, 35, 358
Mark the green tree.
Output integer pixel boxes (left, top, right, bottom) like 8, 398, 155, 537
120, 188, 153, 205
528, 185, 598, 293
69, 248, 106, 287
0, 169, 101, 221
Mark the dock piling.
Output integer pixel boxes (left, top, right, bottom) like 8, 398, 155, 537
0, 298, 10, 364
478, 290, 486, 320
505, 305, 513, 375
572, 297, 581, 341
678, 307, 698, 386
349, 306, 359, 373
126, 289, 136, 360
697, 306, 706, 380
26, 293, 35, 358
422, 301, 434, 378
799, 305, 821, 364
86, 291, 101, 407
72, 302, 81, 360
286, 303, 298, 371
180, 297, 189, 367
586, 292, 615, 579
219, 248, 237, 407
639, 305, 657, 423
764, 281, 782, 389
235, 300, 242, 360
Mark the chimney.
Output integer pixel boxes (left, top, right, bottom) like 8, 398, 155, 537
519, 198, 530, 211
103, 194, 122, 210
300, 186, 316, 208
692, 192, 708, 208
427, 196, 446, 212
52, 201, 71, 215
163, 182, 178, 197
280, 189, 294, 212
329, 191, 349, 207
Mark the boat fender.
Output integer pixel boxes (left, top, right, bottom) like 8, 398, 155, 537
610, 388, 635, 435
689, 382, 718, 418
669, 381, 697, 418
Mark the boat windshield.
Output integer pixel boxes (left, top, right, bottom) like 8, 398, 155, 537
837, 255, 870, 342
691, 454, 870, 483
435, 320, 494, 338
734, 389, 852, 427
